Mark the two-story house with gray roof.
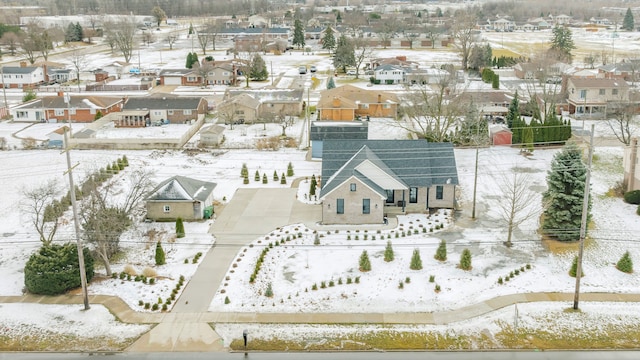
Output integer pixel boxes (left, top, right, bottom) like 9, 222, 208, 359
319, 140, 458, 224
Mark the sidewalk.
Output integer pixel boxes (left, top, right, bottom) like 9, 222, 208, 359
4, 291, 640, 351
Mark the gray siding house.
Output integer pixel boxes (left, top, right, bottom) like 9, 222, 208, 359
320, 140, 458, 225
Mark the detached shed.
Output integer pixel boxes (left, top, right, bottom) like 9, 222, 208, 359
145, 175, 217, 221
200, 125, 226, 147
490, 125, 512, 146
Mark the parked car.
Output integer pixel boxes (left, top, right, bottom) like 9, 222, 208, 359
299, 66, 307, 74
346, 70, 357, 75
310, 65, 317, 73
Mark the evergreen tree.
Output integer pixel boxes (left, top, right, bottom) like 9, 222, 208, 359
549, 25, 576, 62
254, 170, 260, 181
273, 170, 279, 182
459, 248, 472, 270
175, 217, 185, 238
321, 26, 336, 53
617, 251, 633, 273
186, 52, 193, 68
622, 8, 635, 31
241, 163, 248, 178
542, 143, 590, 241
309, 175, 317, 196
506, 92, 520, 129
280, 173, 286, 184
336, 11, 342, 23
265, 282, 274, 297
74, 22, 83, 41
436, 7, 443, 17
155, 241, 166, 265
287, 162, 294, 176
569, 255, 584, 277
384, 240, 394, 262
191, 52, 199, 66
293, 19, 305, 49
409, 248, 422, 270
492, 74, 499, 89
333, 35, 355, 73
359, 250, 371, 271
327, 76, 336, 89
188, 23, 194, 35
262, 173, 268, 184
249, 53, 268, 80
434, 240, 447, 261
122, 155, 129, 166
522, 125, 534, 152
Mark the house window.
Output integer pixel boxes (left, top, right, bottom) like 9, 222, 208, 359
362, 199, 370, 214
350, 183, 356, 191
163, 205, 171, 213
409, 187, 418, 203
187, 76, 197, 82
168, 110, 174, 115
68, 108, 76, 115
336, 199, 344, 214
613, 89, 619, 95
383, 104, 390, 109
599, 89, 605, 95
579, 90, 587, 99
16, 111, 28, 118
154, 111, 162, 116
360, 103, 369, 109
184, 109, 192, 115
223, 72, 229, 76
54, 109, 65, 116
385, 189, 394, 204
235, 110, 245, 115
436, 186, 444, 200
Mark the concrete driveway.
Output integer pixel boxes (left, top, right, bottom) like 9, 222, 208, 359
172, 188, 321, 313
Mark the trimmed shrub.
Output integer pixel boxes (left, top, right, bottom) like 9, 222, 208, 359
155, 242, 166, 265
410, 248, 423, 270
254, 170, 260, 181
624, 190, 640, 204
429, 275, 435, 283
359, 250, 371, 272
287, 162, 294, 176
262, 173, 268, 184
175, 217, 185, 238
24, 244, 95, 295
434, 240, 447, 261
617, 251, 633, 273
241, 163, 248, 178
225, 296, 230, 304
280, 173, 286, 184
459, 248, 472, 270
569, 256, 585, 277
273, 170, 279, 182
384, 240, 394, 262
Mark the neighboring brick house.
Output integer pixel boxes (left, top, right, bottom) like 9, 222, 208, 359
117, 96, 207, 127
10, 94, 123, 123
145, 175, 216, 221
216, 93, 260, 124
159, 69, 201, 86
1, 64, 45, 89
224, 89, 304, 117
566, 77, 630, 116
319, 140, 458, 225
454, 91, 516, 115
598, 60, 640, 82
317, 85, 399, 121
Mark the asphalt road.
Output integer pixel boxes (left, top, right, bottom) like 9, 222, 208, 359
3, 351, 640, 360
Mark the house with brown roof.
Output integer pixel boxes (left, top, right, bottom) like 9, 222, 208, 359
159, 69, 202, 86
10, 93, 123, 123
566, 77, 630, 116
216, 93, 260, 124
317, 85, 399, 121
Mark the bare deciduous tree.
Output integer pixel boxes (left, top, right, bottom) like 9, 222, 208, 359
400, 67, 466, 142
196, 28, 210, 55
1, 32, 19, 56
352, 38, 374, 79
606, 101, 637, 145
166, 34, 178, 50
108, 17, 136, 63
80, 169, 154, 276
495, 168, 543, 247
21, 180, 62, 246
69, 49, 87, 91
451, 11, 478, 70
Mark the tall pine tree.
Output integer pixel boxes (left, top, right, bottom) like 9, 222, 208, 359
321, 26, 336, 53
249, 54, 268, 80
542, 143, 591, 241
293, 19, 305, 49
623, 8, 635, 31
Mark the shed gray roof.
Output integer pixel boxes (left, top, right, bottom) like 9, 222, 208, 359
123, 97, 204, 111
320, 140, 458, 198
146, 175, 216, 202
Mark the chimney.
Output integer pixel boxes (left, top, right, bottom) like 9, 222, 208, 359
57, 91, 64, 97
396, 56, 406, 61
332, 97, 341, 107
377, 94, 382, 103
20, 61, 27, 68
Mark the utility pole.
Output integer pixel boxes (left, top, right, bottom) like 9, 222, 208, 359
471, 111, 482, 219
1, 66, 7, 113
62, 92, 90, 311
573, 124, 594, 310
